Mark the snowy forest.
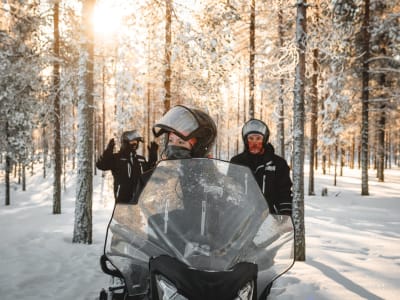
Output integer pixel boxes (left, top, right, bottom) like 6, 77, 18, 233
1, 0, 399, 255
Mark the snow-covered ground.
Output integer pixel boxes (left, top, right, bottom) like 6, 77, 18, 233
0, 163, 399, 300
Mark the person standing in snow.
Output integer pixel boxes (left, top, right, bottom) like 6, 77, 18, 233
96, 130, 158, 204
230, 119, 293, 299
230, 119, 293, 215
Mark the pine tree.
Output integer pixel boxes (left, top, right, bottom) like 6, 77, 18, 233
53, 0, 62, 214
0, 1, 41, 205
292, 0, 307, 261
73, 0, 95, 244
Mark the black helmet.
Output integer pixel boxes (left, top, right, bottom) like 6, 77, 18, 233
121, 130, 143, 144
120, 130, 143, 154
242, 119, 270, 147
153, 105, 217, 157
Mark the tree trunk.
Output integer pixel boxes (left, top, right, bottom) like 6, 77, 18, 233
22, 163, 26, 191
334, 143, 338, 186
308, 45, 319, 196
236, 82, 241, 155
376, 62, 386, 181
292, 0, 307, 262
164, 0, 172, 113
361, 0, 370, 196
5, 122, 11, 206
248, 0, 255, 119
377, 104, 385, 182
72, 105, 76, 170
147, 82, 151, 157
73, 0, 95, 244
350, 135, 355, 169
308, 1, 319, 195
386, 129, 390, 169
18, 160, 21, 184
277, 8, 285, 158
5, 155, 11, 206
53, 0, 62, 214
42, 125, 48, 178
102, 62, 106, 153
340, 147, 345, 176
63, 140, 67, 191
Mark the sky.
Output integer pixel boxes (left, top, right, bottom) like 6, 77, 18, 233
0, 163, 399, 300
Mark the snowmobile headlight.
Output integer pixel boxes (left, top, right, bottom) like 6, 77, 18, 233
235, 281, 254, 300
155, 274, 188, 300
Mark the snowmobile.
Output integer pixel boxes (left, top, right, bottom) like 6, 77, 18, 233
99, 158, 294, 300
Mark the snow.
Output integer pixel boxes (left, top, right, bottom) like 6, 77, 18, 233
1, 164, 399, 300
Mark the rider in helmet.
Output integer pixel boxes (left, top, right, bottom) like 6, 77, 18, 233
132, 105, 217, 204
230, 119, 292, 215
96, 130, 158, 204
143, 106, 220, 253
152, 105, 217, 159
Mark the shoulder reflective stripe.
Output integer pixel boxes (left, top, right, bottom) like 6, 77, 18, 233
128, 164, 131, 178
262, 174, 266, 194
265, 165, 276, 171
255, 165, 264, 173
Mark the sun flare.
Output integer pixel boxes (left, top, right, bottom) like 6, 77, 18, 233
92, 3, 122, 37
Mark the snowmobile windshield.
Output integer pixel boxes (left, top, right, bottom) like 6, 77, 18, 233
152, 106, 199, 140
104, 159, 294, 298
242, 119, 268, 137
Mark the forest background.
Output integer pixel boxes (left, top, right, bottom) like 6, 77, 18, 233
1, 0, 399, 257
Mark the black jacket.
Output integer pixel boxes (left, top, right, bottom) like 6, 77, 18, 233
96, 147, 156, 203
230, 143, 293, 215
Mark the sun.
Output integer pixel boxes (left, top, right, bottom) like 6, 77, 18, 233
92, 2, 122, 38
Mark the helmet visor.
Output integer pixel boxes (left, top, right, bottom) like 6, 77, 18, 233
242, 119, 268, 137
153, 106, 199, 140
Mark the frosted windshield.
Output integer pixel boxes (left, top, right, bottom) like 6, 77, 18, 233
105, 159, 294, 298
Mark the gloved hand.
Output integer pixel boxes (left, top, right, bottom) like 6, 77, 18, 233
148, 141, 159, 164
106, 138, 115, 151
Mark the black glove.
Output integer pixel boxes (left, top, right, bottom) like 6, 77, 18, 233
148, 141, 159, 164
106, 138, 115, 151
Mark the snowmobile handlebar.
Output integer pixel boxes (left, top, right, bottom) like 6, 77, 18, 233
100, 254, 124, 278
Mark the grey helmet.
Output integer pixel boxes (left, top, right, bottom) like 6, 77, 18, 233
120, 130, 143, 153
242, 119, 270, 148
153, 105, 217, 158
121, 130, 143, 144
